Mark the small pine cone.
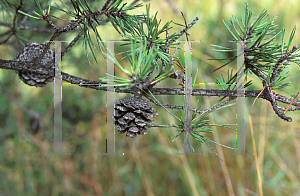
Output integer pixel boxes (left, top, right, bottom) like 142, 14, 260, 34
15, 42, 54, 87
113, 97, 158, 139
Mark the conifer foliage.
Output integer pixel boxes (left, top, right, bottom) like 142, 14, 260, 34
0, 0, 300, 157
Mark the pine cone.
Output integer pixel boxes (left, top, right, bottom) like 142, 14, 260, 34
15, 42, 54, 87
113, 97, 158, 139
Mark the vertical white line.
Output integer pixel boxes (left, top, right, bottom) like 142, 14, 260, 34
53, 41, 62, 154
184, 41, 192, 152
106, 41, 115, 154
236, 41, 245, 154
51, 41, 70, 155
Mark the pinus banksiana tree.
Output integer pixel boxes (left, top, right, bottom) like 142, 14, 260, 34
0, 0, 300, 160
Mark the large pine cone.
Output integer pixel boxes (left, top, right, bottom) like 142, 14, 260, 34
15, 42, 54, 87
113, 97, 158, 139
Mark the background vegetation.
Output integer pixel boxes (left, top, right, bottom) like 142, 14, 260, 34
0, 0, 299, 195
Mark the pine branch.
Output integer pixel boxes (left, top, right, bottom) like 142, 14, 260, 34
2, 57, 300, 115
269, 45, 297, 86
263, 80, 292, 122
168, 17, 199, 45
0, 0, 299, 161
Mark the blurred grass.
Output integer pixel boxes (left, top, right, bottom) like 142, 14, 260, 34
0, 0, 300, 195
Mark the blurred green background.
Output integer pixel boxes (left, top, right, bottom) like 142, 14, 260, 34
0, 0, 300, 195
